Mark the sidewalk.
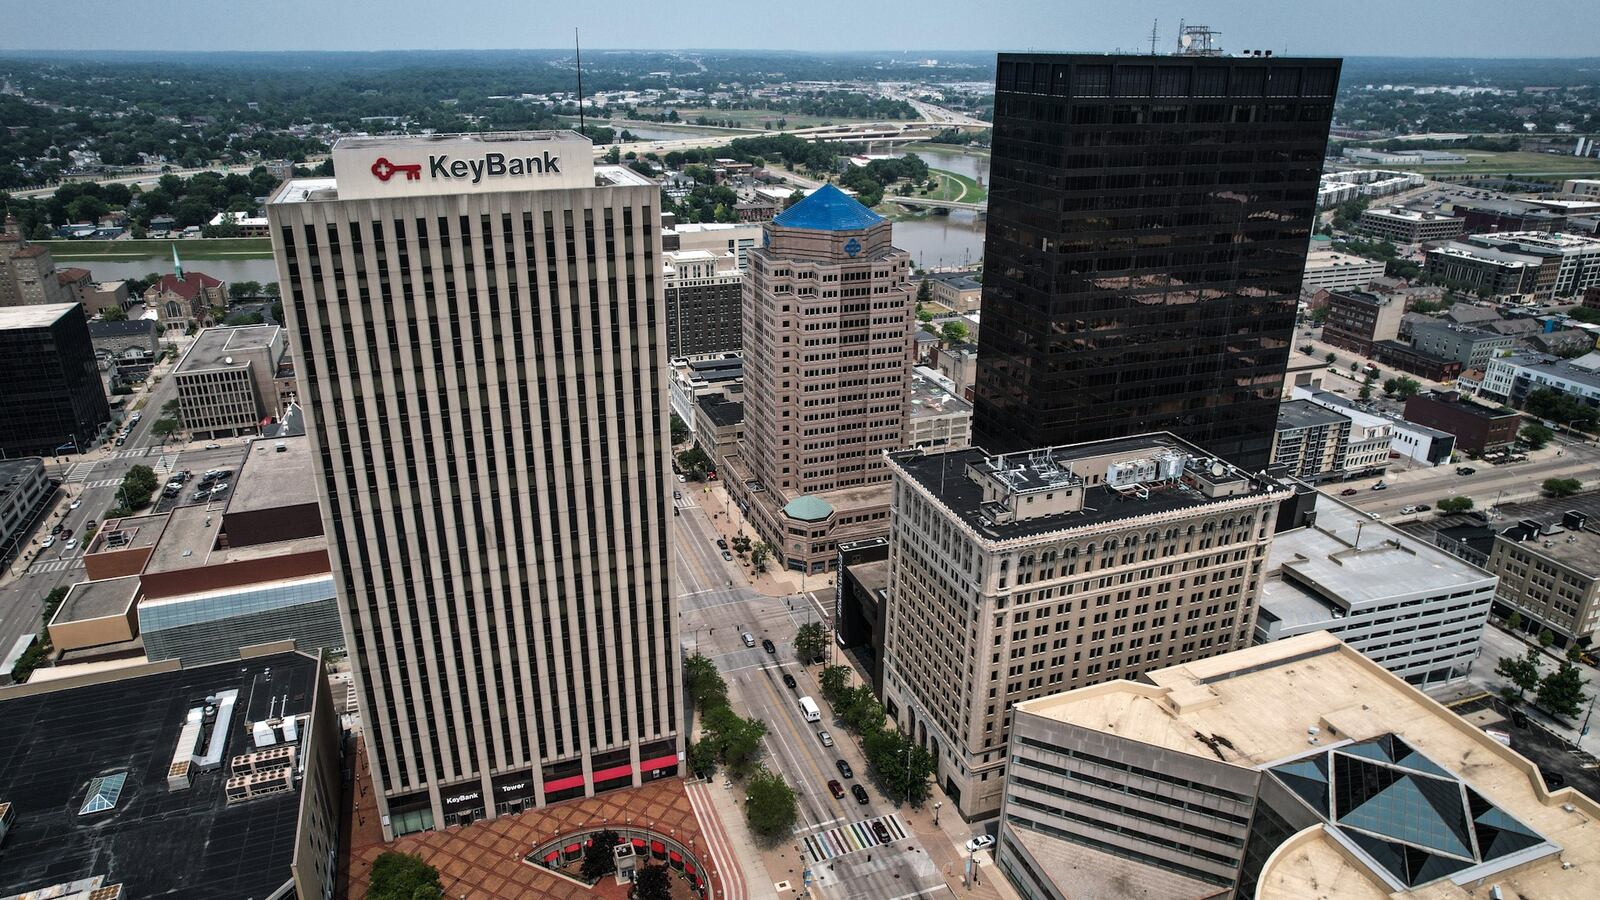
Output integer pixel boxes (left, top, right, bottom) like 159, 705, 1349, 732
698, 777, 781, 900
695, 481, 834, 601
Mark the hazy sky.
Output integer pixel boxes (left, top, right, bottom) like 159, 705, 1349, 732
4, 0, 1594, 57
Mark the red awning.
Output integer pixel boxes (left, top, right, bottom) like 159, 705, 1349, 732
632, 838, 647, 849
543, 851, 559, 863
669, 850, 683, 867
685, 863, 697, 876
564, 843, 581, 854
639, 753, 679, 773
651, 841, 666, 855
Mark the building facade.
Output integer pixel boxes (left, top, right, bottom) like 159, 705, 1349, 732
1408, 319, 1515, 369
1271, 400, 1351, 483
1424, 242, 1543, 300
268, 132, 681, 836
723, 184, 915, 573
994, 632, 1593, 900
1258, 497, 1495, 685
1355, 207, 1465, 243
1301, 250, 1386, 293
0, 303, 110, 457
0, 457, 50, 568
1321, 289, 1405, 355
174, 325, 292, 439
0, 234, 72, 307
1469, 230, 1600, 299
1488, 507, 1600, 648
1403, 391, 1521, 454
1292, 386, 1455, 466
973, 53, 1340, 471
881, 433, 1292, 818
663, 249, 742, 357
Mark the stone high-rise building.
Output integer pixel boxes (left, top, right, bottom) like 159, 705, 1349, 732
881, 433, 1291, 817
267, 132, 680, 837
722, 185, 915, 574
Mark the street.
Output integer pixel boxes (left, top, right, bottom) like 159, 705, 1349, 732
673, 489, 957, 900
1456, 623, 1600, 758
1338, 434, 1600, 522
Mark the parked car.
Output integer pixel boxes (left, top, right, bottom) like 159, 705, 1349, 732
63, 538, 78, 551
836, 759, 853, 779
722, 550, 733, 561
716, 538, 728, 550
966, 835, 996, 852
741, 631, 756, 648
205, 442, 220, 450
852, 784, 869, 805
762, 638, 776, 654
1368, 512, 1381, 520
69, 500, 81, 510
828, 779, 846, 799
1400, 505, 1418, 514
677, 474, 687, 483
1415, 503, 1431, 512
41, 536, 55, 548
818, 730, 834, 747
782, 672, 797, 690
673, 490, 681, 499
51, 524, 63, 536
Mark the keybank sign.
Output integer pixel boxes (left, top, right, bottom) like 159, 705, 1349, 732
334, 137, 592, 200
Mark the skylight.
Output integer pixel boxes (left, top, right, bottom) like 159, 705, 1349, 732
79, 772, 128, 815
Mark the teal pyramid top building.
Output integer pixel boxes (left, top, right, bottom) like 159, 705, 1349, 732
770, 183, 884, 232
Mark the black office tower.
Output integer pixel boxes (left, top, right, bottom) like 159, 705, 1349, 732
0, 304, 110, 457
973, 52, 1340, 469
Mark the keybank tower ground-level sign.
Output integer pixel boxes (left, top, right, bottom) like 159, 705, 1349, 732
330, 130, 596, 200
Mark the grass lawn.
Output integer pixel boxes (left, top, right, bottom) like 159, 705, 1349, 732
1355, 150, 1600, 177
38, 237, 273, 261
880, 169, 988, 208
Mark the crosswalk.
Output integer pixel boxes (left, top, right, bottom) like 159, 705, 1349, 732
28, 557, 84, 575
106, 447, 153, 460
673, 493, 698, 510
85, 478, 121, 489
64, 462, 97, 484
802, 814, 910, 863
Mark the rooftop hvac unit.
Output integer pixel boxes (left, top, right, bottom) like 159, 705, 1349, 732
282, 715, 299, 743
224, 765, 295, 804
252, 720, 277, 748
231, 744, 296, 775
167, 759, 192, 791
1106, 457, 1158, 488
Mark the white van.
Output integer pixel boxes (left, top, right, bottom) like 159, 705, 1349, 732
798, 696, 821, 723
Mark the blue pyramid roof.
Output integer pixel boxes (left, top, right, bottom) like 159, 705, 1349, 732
771, 183, 884, 232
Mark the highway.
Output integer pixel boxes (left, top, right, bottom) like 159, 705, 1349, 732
672, 490, 947, 900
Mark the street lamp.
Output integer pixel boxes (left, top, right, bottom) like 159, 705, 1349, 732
934, 801, 941, 826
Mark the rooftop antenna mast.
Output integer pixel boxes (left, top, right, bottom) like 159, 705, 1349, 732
1150, 19, 1159, 55
575, 28, 585, 138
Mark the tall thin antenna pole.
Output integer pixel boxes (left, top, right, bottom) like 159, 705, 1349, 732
575, 28, 585, 137
1150, 19, 1159, 55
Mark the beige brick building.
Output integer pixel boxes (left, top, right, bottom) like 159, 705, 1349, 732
268, 132, 681, 837
0, 235, 72, 307
723, 184, 915, 573
881, 434, 1291, 818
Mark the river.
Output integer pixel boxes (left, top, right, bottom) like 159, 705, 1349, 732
70, 256, 281, 285
884, 146, 991, 269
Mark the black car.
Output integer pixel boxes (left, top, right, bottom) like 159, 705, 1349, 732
836, 759, 853, 779
716, 538, 729, 550
762, 638, 776, 654
1457, 466, 1476, 476
1415, 503, 1431, 512
851, 783, 869, 805
782, 672, 797, 690
51, 524, 63, 535
871, 820, 892, 844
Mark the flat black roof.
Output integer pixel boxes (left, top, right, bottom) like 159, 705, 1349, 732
0, 651, 321, 900
697, 395, 744, 428
1278, 399, 1348, 432
892, 434, 1280, 542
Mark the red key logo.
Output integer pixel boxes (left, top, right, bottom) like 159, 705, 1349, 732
370, 156, 422, 182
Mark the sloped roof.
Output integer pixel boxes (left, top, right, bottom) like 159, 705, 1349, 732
782, 495, 834, 522
771, 183, 883, 232
151, 272, 222, 301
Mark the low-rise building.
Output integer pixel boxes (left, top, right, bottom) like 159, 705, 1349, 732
1322, 289, 1405, 355
1403, 390, 1521, 454
1468, 230, 1600, 300
1301, 250, 1386, 293
881, 433, 1293, 818
1272, 400, 1352, 483
1563, 178, 1600, 199
0, 648, 341, 900
1409, 319, 1517, 369
1425, 242, 1546, 301
1458, 198, 1568, 235
0, 234, 73, 307
1292, 386, 1455, 466
995, 631, 1598, 900
1258, 497, 1495, 686
661, 220, 761, 270
55, 266, 93, 307
922, 270, 983, 311
1357, 207, 1465, 243
89, 318, 162, 380
1488, 503, 1600, 648
933, 342, 977, 400
905, 369, 971, 451
1529, 328, 1596, 356
87, 280, 131, 318
664, 249, 743, 358
144, 271, 225, 332
1373, 338, 1463, 382
668, 353, 743, 440
692, 394, 743, 475
0, 457, 50, 568
836, 536, 889, 693
174, 325, 294, 439
207, 211, 271, 237
1485, 350, 1600, 410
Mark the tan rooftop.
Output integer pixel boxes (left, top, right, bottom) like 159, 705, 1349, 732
1019, 632, 1600, 899
52, 576, 141, 625
88, 513, 169, 554
228, 436, 319, 514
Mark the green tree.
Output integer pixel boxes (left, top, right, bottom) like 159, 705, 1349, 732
1383, 376, 1421, 398
1525, 388, 1599, 431
100, 305, 128, 321
677, 446, 713, 480
1520, 424, 1555, 449
794, 622, 827, 664
1506, 611, 1524, 633
1495, 644, 1543, 703
117, 464, 159, 511
228, 280, 262, 300
838, 685, 886, 735
151, 418, 182, 441
1536, 658, 1588, 719
630, 864, 672, 900
744, 768, 798, 838
819, 665, 851, 704
581, 829, 622, 881
1539, 628, 1556, 649
916, 306, 934, 324
670, 413, 689, 445
684, 652, 727, 711
784, 190, 805, 209
223, 310, 265, 326
917, 279, 932, 303
687, 738, 718, 778
941, 321, 970, 344
864, 728, 937, 806
702, 704, 767, 777
749, 540, 772, 573
367, 851, 442, 900
1437, 496, 1475, 514
1542, 478, 1582, 497
1325, 351, 1337, 363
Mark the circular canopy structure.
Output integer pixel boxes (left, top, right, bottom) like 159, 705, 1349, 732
782, 495, 834, 522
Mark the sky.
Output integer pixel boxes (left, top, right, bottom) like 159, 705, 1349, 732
4, 0, 1595, 57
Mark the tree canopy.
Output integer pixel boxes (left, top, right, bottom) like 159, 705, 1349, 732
368, 852, 443, 900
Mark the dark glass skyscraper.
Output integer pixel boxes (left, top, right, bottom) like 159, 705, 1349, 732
973, 52, 1341, 469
